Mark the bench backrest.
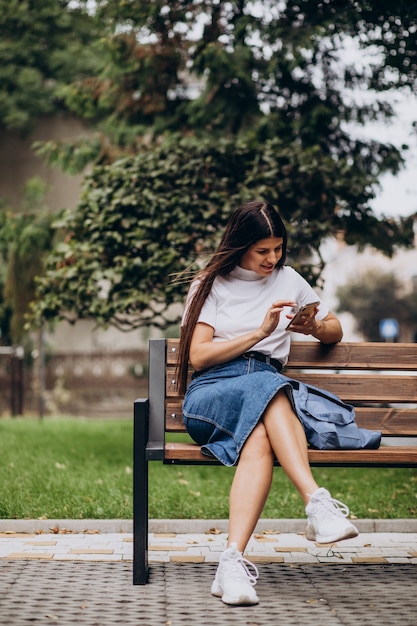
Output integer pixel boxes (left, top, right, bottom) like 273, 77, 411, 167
156, 338, 417, 440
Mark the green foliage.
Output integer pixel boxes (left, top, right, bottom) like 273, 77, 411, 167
336, 269, 417, 341
0, 178, 55, 343
0, 0, 105, 131
34, 1, 417, 174
31, 137, 414, 331
33, 137, 105, 176
2, 1, 416, 332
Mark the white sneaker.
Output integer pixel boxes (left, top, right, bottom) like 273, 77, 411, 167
211, 543, 259, 605
305, 487, 359, 543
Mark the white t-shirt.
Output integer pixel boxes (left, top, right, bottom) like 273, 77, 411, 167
182, 265, 329, 366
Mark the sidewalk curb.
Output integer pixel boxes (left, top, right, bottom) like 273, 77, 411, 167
0, 518, 417, 534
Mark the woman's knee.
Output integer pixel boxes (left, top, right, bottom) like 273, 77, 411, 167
241, 423, 273, 462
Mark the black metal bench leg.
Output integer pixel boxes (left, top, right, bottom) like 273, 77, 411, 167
133, 398, 149, 584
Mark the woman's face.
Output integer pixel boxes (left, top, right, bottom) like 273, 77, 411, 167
239, 237, 284, 276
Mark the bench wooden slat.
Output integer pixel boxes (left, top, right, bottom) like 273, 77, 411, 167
165, 403, 417, 435
165, 368, 417, 403
286, 341, 417, 370
164, 441, 417, 467
166, 339, 417, 370
291, 373, 417, 403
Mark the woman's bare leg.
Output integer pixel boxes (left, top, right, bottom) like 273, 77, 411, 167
263, 389, 318, 505
227, 392, 317, 553
227, 423, 274, 552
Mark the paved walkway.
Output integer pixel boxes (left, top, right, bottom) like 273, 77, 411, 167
0, 519, 416, 565
1, 520, 417, 625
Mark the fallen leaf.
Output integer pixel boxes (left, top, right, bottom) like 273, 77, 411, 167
206, 527, 223, 535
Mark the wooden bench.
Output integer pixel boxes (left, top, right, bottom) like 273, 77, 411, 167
133, 338, 417, 584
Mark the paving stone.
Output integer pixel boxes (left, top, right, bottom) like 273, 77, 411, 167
250, 555, 285, 563
274, 546, 308, 552
24, 541, 57, 546
68, 549, 114, 555
170, 554, 205, 563
149, 544, 189, 551
7, 553, 54, 559
352, 556, 388, 563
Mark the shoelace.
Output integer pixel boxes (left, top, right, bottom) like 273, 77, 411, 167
226, 555, 259, 586
318, 495, 350, 519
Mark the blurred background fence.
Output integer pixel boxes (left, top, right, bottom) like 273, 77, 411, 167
0, 349, 147, 418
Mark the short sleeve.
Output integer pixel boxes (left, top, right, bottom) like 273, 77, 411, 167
181, 279, 217, 329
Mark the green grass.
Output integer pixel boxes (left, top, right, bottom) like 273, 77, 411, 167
0, 417, 133, 519
0, 417, 416, 519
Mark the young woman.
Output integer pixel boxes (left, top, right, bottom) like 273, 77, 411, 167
177, 200, 358, 606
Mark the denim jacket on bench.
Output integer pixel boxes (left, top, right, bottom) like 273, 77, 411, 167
285, 375, 382, 451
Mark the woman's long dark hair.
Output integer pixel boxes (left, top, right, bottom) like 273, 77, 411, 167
177, 200, 288, 394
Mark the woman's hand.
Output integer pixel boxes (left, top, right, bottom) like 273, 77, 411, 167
260, 300, 297, 338
289, 311, 343, 344
285, 304, 319, 336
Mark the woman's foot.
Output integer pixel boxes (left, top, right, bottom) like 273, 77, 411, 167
211, 543, 259, 605
305, 487, 359, 543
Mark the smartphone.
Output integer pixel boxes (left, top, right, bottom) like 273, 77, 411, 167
285, 301, 320, 330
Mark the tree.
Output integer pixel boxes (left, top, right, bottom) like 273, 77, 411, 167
37, 1, 417, 167
25, 1, 417, 330
0, 0, 105, 132
0, 0, 106, 344
0, 179, 55, 344
31, 137, 415, 331
336, 269, 417, 341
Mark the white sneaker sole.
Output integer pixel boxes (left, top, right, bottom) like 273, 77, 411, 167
305, 523, 359, 544
211, 580, 259, 605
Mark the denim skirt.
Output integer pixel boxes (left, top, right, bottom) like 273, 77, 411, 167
182, 356, 292, 467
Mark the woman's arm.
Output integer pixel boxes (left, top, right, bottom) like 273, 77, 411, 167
189, 299, 296, 371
